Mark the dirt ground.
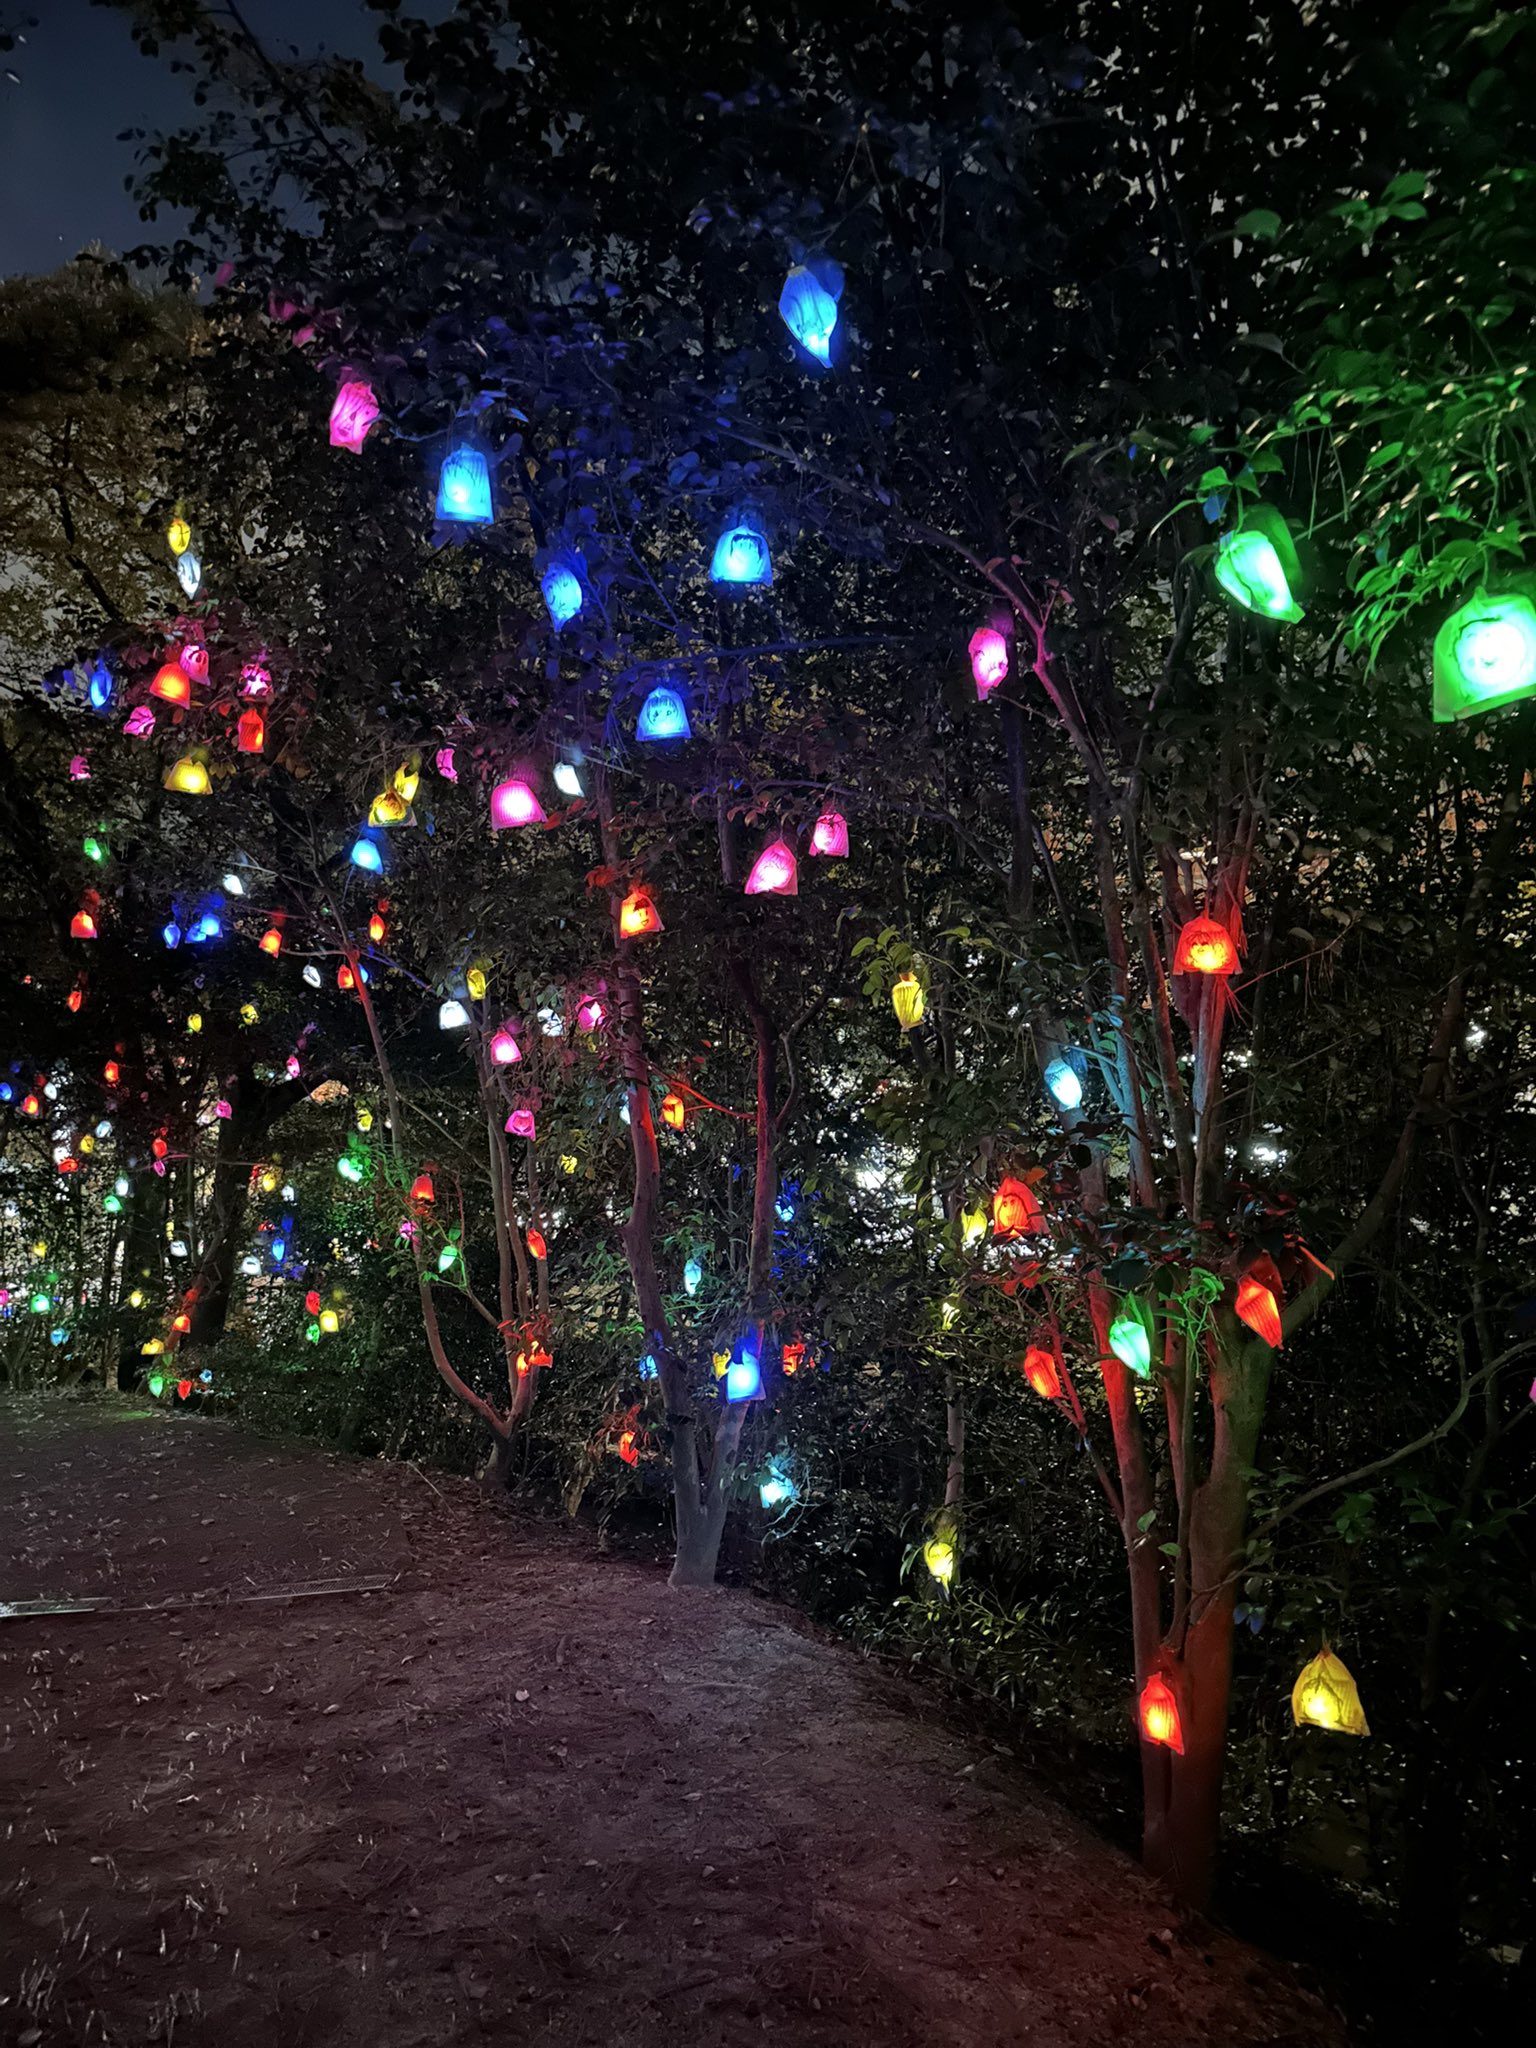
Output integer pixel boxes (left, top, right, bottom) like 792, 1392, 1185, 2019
0, 1398, 1346, 2047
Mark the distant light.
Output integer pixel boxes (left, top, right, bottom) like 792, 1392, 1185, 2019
222, 872, 245, 896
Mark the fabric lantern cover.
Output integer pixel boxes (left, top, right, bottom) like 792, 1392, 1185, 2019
506, 1108, 536, 1138
70, 908, 98, 940
439, 999, 469, 1030
1213, 507, 1304, 624
744, 838, 798, 897
968, 626, 1009, 699
635, 685, 691, 741
164, 754, 211, 796
350, 835, 383, 872
1021, 1345, 1062, 1400
810, 809, 849, 856
175, 550, 202, 598
1235, 1274, 1282, 1347
1174, 915, 1238, 976
661, 1091, 686, 1131
150, 662, 191, 706
166, 517, 191, 557
1109, 1296, 1155, 1378
1432, 588, 1536, 722
329, 379, 379, 454
779, 263, 841, 364
992, 1175, 1042, 1239
527, 1229, 548, 1261
490, 776, 545, 828
891, 972, 926, 1030
1291, 1647, 1370, 1736
710, 520, 773, 586
436, 443, 493, 523
1139, 1671, 1185, 1753
1043, 1051, 1086, 1111
489, 1026, 522, 1066
724, 1339, 763, 1402
236, 709, 265, 754
618, 887, 662, 939
541, 560, 584, 627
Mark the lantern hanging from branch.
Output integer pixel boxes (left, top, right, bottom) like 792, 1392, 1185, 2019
618, 887, 662, 939
505, 1108, 536, 1138
541, 559, 584, 627
489, 1025, 522, 1066
778, 262, 841, 364
123, 707, 154, 739
635, 684, 691, 742
489, 775, 545, 828
1213, 506, 1304, 625
87, 657, 115, 710
661, 1091, 686, 1131
1235, 1273, 1283, 1348
329, 378, 379, 453
175, 550, 202, 599
150, 662, 191, 706
439, 999, 469, 1030
179, 643, 208, 682
259, 923, 283, 957
891, 972, 925, 1030
350, 834, 383, 872
992, 1175, 1042, 1240
164, 754, 211, 796
1139, 1671, 1185, 1753
236, 708, 265, 754
968, 626, 1009, 700
922, 1527, 957, 1588
527, 1228, 547, 1261
409, 1173, 435, 1206
1043, 1050, 1086, 1112
166, 516, 191, 558
1174, 915, 1238, 977
241, 660, 271, 697
744, 837, 798, 896
1432, 587, 1536, 721
576, 995, 606, 1031
683, 1257, 703, 1296
1109, 1296, 1155, 1378
1291, 1647, 1370, 1736
810, 809, 849, 857
1021, 1344, 1063, 1401
70, 906, 98, 940
435, 442, 493, 523
368, 785, 411, 827
710, 519, 773, 587
553, 760, 584, 798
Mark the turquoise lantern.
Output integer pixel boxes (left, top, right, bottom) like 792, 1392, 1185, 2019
436, 442, 493, 524
710, 519, 773, 587
636, 684, 691, 741
778, 262, 842, 365
541, 559, 584, 628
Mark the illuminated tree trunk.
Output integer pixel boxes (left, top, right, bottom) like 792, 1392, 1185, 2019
186, 1066, 306, 1349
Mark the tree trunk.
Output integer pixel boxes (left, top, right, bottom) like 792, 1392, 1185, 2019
186, 1067, 306, 1348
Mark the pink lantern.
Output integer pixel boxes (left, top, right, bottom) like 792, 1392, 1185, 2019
153, 1159, 167, 1177
214, 1099, 232, 1119
968, 625, 1009, 699
810, 809, 849, 857
240, 661, 271, 697
123, 708, 155, 739
744, 837, 798, 897
68, 753, 91, 780
329, 378, 379, 454
490, 775, 546, 828
179, 643, 209, 682
435, 746, 458, 782
505, 1108, 537, 1139
285, 1054, 301, 1079
489, 1025, 522, 1065
576, 996, 606, 1032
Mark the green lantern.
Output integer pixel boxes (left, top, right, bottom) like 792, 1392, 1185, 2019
1213, 506, 1304, 625
1108, 1296, 1155, 1378
1432, 588, 1536, 722
147, 1373, 165, 1398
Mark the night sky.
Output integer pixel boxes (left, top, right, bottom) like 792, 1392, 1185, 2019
0, 0, 387, 276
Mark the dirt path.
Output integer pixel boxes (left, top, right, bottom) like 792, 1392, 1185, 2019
0, 1399, 1344, 2047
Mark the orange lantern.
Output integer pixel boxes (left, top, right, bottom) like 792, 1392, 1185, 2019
259, 924, 283, 956
236, 707, 265, 753
1235, 1274, 1282, 1347
1173, 915, 1238, 977
103, 1059, 120, 1084
368, 905, 387, 943
1139, 1671, 1184, 1754
149, 662, 191, 706
337, 964, 355, 992
618, 886, 662, 939
151, 1137, 168, 1160
171, 1312, 191, 1334
781, 1340, 808, 1377
661, 1091, 686, 1131
527, 1228, 548, 1261
67, 987, 85, 1013
21, 1093, 40, 1116
992, 1175, 1042, 1240
1021, 1344, 1062, 1400
617, 1430, 639, 1467
70, 908, 98, 940
410, 1172, 435, 1205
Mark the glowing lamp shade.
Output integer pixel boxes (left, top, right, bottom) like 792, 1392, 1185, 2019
436, 443, 493, 524
1291, 1647, 1369, 1736
70, 909, 98, 940
150, 662, 191, 706
439, 999, 470, 1030
179, 643, 208, 681
1433, 590, 1536, 722
489, 1026, 522, 1066
368, 909, 386, 942
619, 887, 662, 939
236, 708, 265, 754
810, 809, 849, 857
167, 517, 192, 557
1213, 509, 1304, 624
103, 1060, 120, 1084
1021, 1345, 1063, 1401
124, 707, 154, 739
968, 626, 1009, 699
1174, 915, 1238, 977
527, 1228, 548, 1261
1044, 1053, 1085, 1112
1139, 1672, 1184, 1753
350, 834, 383, 872
744, 837, 798, 897
1109, 1297, 1155, 1378
489, 776, 546, 829
466, 964, 488, 1001
541, 561, 584, 627
337, 964, 356, 991
710, 520, 773, 587
724, 1341, 763, 1402
576, 996, 606, 1032
1235, 1274, 1282, 1348
553, 761, 584, 799
241, 661, 271, 697
779, 263, 840, 364
259, 925, 283, 957
992, 1176, 1042, 1240
87, 658, 114, 710
69, 753, 91, 777
891, 972, 926, 1031
175, 550, 202, 598
164, 754, 211, 796
505, 1107, 536, 1138
329, 378, 379, 453
781, 1341, 807, 1376
923, 1534, 956, 1587
661, 1091, 686, 1131
635, 685, 691, 742
368, 786, 411, 827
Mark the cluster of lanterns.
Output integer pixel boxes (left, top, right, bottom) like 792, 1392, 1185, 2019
1138, 1644, 1368, 1755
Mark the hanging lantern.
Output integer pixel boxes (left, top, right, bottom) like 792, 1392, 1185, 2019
1138, 1671, 1184, 1753
576, 995, 606, 1032
368, 906, 387, 943
968, 626, 1009, 700
1213, 507, 1304, 625
1291, 1647, 1370, 1736
87, 656, 115, 710
368, 785, 411, 827
337, 964, 356, 992
891, 972, 926, 1030
778, 262, 841, 365
259, 924, 283, 957
150, 662, 192, 706
661, 1091, 687, 1131
992, 1175, 1042, 1240
435, 746, 457, 782
70, 907, 98, 940
1108, 1296, 1155, 1378
103, 1059, 120, 1084
1021, 1344, 1063, 1401
724, 1337, 763, 1402
780, 1340, 807, 1377
439, 998, 470, 1030
744, 837, 798, 897
329, 378, 379, 453
810, 809, 849, 857
1235, 1273, 1282, 1348
527, 1228, 548, 1261
505, 1108, 536, 1138
922, 1531, 957, 1587
553, 760, 585, 799
1173, 915, 1238, 977
350, 834, 383, 872
122, 706, 154, 740
618, 887, 662, 939
489, 1025, 522, 1065
164, 754, 211, 796
409, 1173, 435, 1206
1432, 588, 1536, 721
186, 1012, 203, 1033
1043, 1051, 1087, 1112
392, 759, 419, 804
489, 775, 546, 828
239, 1003, 258, 1025
241, 661, 271, 697
635, 684, 691, 742
236, 708, 265, 754
466, 963, 489, 1002
959, 1203, 987, 1250
179, 643, 208, 682
69, 752, 91, 778
175, 550, 202, 598
710, 519, 773, 587
435, 442, 493, 523
541, 559, 584, 627
167, 516, 192, 557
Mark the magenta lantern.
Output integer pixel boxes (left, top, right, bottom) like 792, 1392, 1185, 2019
329, 379, 379, 454
810, 810, 849, 857
505, 1108, 537, 1139
577, 996, 606, 1032
744, 838, 799, 897
489, 1026, 522, 1066
968, 626, 1009, 700
490, 776, 546, 829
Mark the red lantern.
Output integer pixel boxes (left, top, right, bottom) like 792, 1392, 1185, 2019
410, 1172, 435, 1205
617, 1429, 639, 1466
368, 905, 387, 943
661, 1091, 686, 1131
67, 987, 84, 1013
781, 1340, 808, 1377
103, 1059, 120, 1084
70, 908, 98, 940
992, 1175, 1042, 1239
171, 1312, 191, 1334
21, 1093, 39, 1116
177, 1378, 193, 1400
304, 1290, 322, 1315
57, 1155, 79, 1174
1235, 1274, 1282, 1348
236, 708, 265, 754
1173, 916, 1238, 977
151, 1137, 168, 1160
527, 1228, 548, 1261
618, 887, 662, 939
337, 964, 355, 991
259, 925, 283, 957
1139, 1671, 1184, 1754
150, 662, 191, 706
1021, 1344, 1062, 1400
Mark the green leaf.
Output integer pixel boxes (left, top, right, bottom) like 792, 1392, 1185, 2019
1235, 208, 1283, 242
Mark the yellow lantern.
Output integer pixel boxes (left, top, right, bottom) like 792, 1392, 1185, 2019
186, 1012, 203, 1034
939, 1297, 960, 1329
356, 1106, 374, 1132
259, 1167, 279, 1193
559, 1153, 579, 1175
141, 1337, 165, 1356
79, 1133, 96, 1155
960, 1203, 986, 1249
891, 971, 926, 1030
31, 1239, 48, 1258
1291, 1647, 1369, 1736
164, 754, 212, 796
922, 1532, 956, 1586
167, 516, 191, 557
466, 963, 488, 1001
319, 1307, 340, 1334
711, 1348, 731, 1380
240, 1003, 259, 1025
393, 758, 420, 804
368, 785, 411, 827
128, 1289, 145, 1309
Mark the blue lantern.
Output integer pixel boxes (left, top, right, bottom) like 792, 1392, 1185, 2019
638, 1352, 658, 1381
0, 1082, 12, 1103
436, 444, 493, 524
162, 921, 181, 950
759, 1459, 797, 1511
87, 657, 114, 711
350, 834, 383, 873
710, 520, 773, 587
779, 263, 841, 365
683, 1257, 703, 1297
725, 1339, 763, 1403
775, 1192, 796, 1223
1043, 1051, 1087, 1113
541, 560, 584, 628
190, 911, 222, 944
636, 685, 691, 742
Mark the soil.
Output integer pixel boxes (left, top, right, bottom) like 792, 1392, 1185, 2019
0, 1397, 1347, 2047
